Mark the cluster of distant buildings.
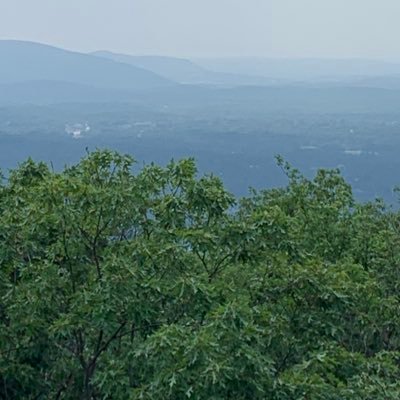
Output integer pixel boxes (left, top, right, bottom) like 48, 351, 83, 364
65, 122, 91, 139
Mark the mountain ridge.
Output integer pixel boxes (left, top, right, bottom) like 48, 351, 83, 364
0, 40, 174, 90
91, 50, 279, 86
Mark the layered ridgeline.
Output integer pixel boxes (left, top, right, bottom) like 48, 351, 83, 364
92, 51, 278, 86
0, 40, 174, 103
1, 150, 400, 399
0, 41, 276, 105
3, 40, 400, 104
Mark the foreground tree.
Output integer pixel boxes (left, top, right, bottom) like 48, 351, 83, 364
0, 150, 400, 399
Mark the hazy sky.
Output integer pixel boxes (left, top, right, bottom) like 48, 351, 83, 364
1, 0, 400, 59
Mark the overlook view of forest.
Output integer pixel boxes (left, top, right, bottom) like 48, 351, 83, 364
2, 1, 400, 398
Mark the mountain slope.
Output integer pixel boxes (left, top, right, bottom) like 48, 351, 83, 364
0, 80, 140, 105
0, 40, 174, 90
92, 51, 278, 86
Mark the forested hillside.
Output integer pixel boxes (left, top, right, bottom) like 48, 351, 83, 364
1, 150, 400, 399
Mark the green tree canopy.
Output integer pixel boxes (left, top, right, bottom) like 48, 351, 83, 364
1, 150, 400, 399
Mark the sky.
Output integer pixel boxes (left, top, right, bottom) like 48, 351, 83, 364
1, 0, 400, 59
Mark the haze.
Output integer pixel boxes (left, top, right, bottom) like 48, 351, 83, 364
1, 0, 400, 59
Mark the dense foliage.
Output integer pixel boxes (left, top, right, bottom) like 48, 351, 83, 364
1, 150, 400, 399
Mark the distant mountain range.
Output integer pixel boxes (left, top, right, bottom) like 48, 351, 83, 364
4, 40, 400, 106
91, 51, 279, 86
0, 40, 173, 91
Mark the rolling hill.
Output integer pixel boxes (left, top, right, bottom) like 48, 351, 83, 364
0, 40, 174, 91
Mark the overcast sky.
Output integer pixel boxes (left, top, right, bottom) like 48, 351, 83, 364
1, 0, 399, 59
